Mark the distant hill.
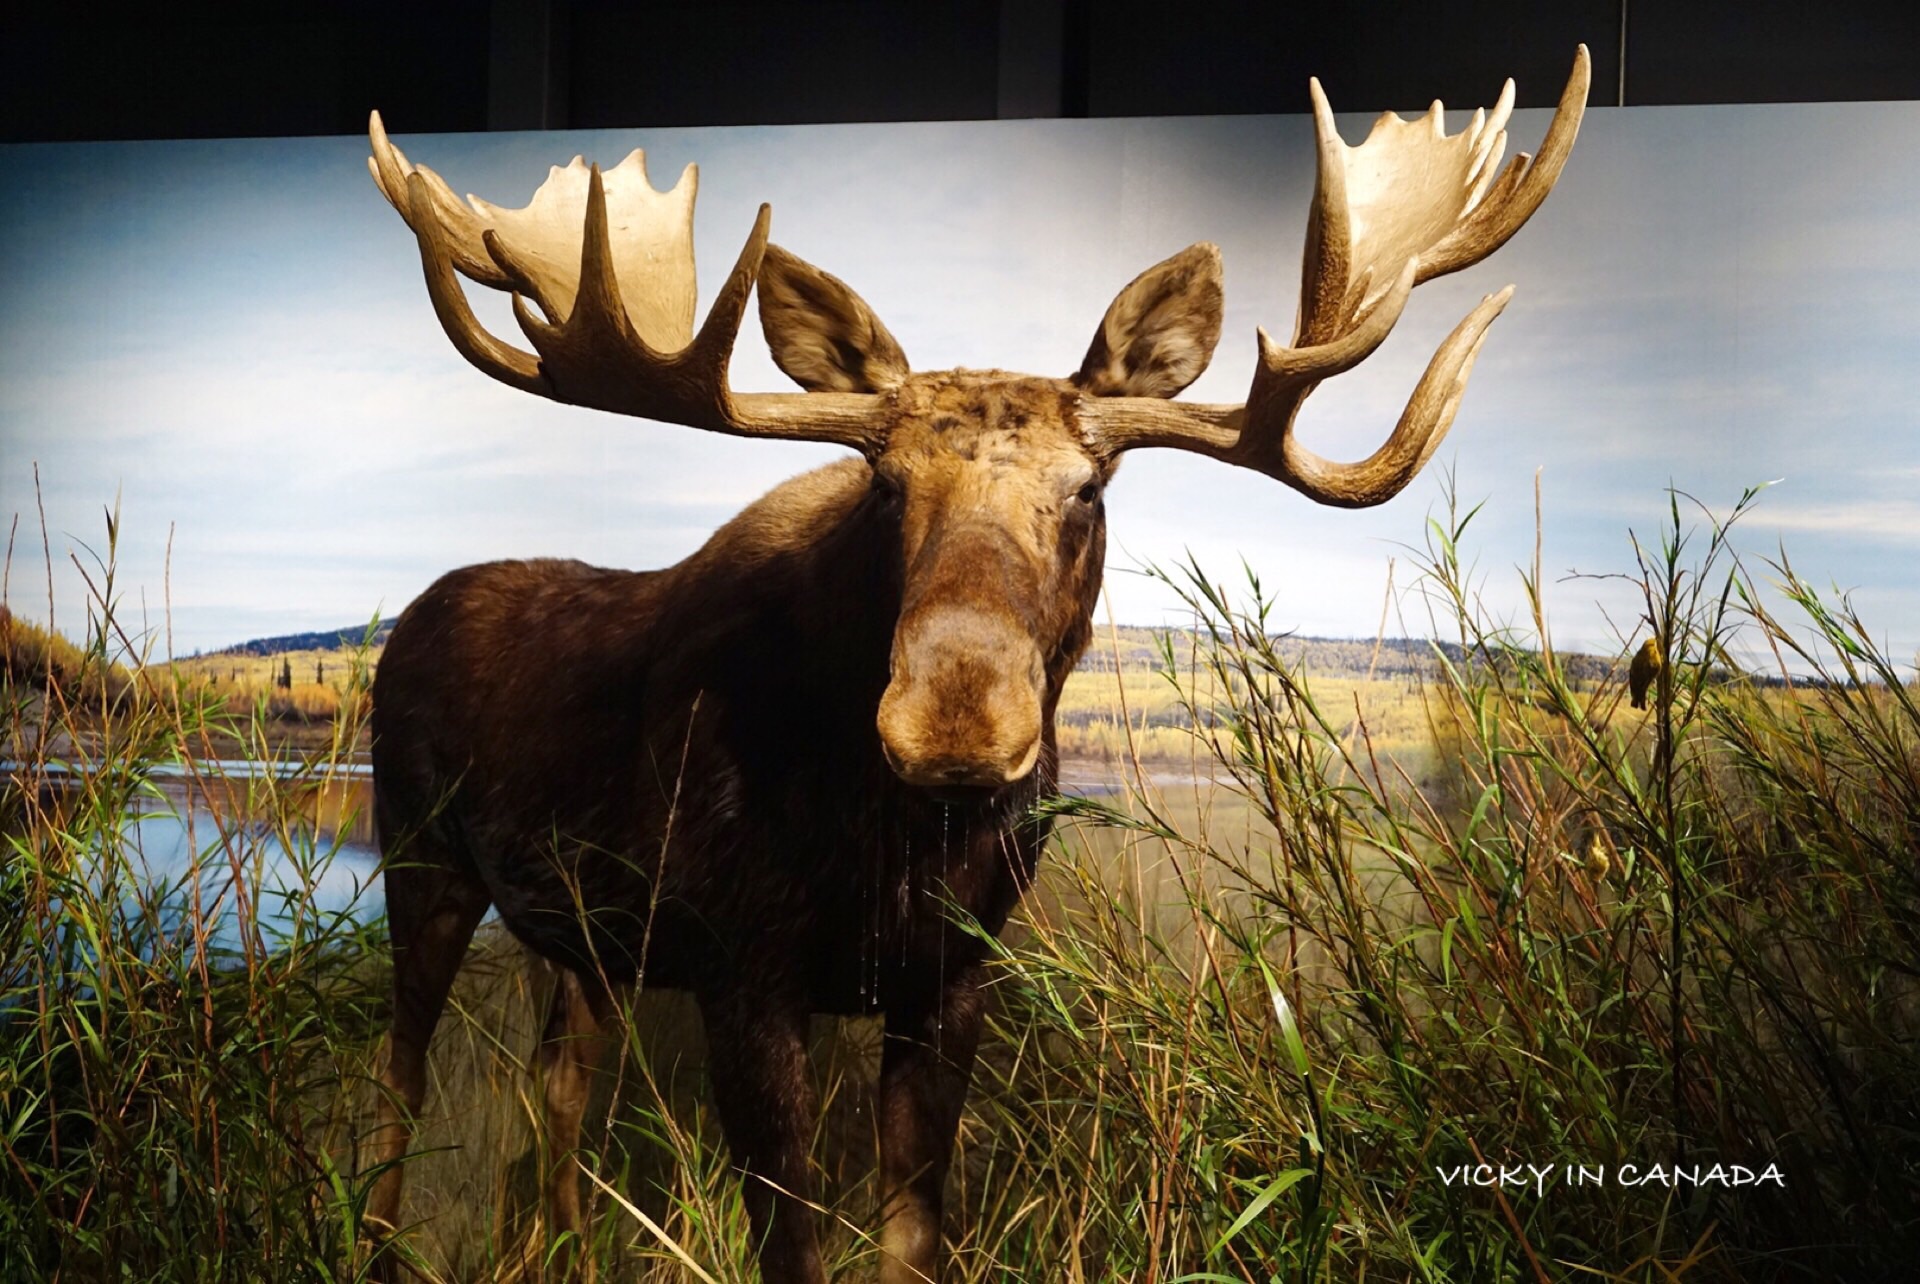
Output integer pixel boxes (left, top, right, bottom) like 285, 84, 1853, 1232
1, 604, 135, 702
1081, 625, 1470, 676
208, 616, 1622, 683
1085, 625, 1635, 684
214, 618, 1448, 671
214, 620, 395, 657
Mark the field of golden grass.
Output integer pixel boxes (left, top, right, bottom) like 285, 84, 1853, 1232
154, 620, 1521, 783
174, 647, 367, 720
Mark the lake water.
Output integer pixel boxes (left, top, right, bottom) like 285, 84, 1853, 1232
112, 801, 384, 949
11, 761, 384, 958
18, 757, 1162, 962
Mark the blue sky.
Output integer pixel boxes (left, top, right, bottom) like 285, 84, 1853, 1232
4, 94, 1919, 666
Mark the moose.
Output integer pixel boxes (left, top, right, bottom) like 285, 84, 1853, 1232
362, 48, 1588, 1284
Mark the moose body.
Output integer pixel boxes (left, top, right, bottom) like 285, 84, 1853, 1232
373, 457, 1057, 1005
370, 379, 1108, 1284
372, 462, 1055, 1280
363, 49, 1586, 1284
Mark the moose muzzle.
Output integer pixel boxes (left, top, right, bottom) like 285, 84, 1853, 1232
877, 603, 1045, 790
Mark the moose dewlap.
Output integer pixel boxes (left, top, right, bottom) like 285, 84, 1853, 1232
361, 47, 1588, 1284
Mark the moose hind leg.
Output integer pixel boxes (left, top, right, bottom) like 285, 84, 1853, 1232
698, 989, 827, 1284
538, 968, 624, 1265
365, 854, 491, 1247
877, 968, 987, 1284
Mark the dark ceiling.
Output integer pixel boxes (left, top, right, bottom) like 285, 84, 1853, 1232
3, 0, 1914, 144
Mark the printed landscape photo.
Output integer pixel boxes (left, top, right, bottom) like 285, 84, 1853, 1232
4, 82, 1919, 1281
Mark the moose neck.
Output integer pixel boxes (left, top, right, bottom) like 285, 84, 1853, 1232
654, 456, 1103, 808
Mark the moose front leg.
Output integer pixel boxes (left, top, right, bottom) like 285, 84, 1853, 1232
538, 968, 625, 1272
365, 857, 491, 1270
699, 988, 826, 1284
877, 967, 986, 1284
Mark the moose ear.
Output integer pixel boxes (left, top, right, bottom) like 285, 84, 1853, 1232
757, 244, 911, 393
1073, 242, 1224, 399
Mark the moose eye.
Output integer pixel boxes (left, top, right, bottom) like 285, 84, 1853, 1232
1075, 481, 1100, 505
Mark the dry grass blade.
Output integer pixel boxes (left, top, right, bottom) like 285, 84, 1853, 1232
577, 1160, 720, 1284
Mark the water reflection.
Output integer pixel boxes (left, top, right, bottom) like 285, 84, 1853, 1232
12, 763, 389, 962
113, 797, 384, 953
24, 756, 1148, 967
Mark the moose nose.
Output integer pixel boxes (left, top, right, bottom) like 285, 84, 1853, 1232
880, 740, 1043, 792
885, 740, 1043, 792
877, 606, 1045, 790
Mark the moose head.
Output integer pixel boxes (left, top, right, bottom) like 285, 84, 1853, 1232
367, 50, 1585, 799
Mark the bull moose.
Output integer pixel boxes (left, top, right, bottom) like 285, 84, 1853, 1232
362, 48, 1588, 1284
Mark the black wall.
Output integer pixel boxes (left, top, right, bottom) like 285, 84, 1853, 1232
2, 0, 1914, 143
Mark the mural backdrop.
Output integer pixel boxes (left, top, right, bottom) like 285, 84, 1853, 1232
3, 96, 1917, 663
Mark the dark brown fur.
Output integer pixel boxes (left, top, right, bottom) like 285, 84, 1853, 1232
365, 245, 1223, 1284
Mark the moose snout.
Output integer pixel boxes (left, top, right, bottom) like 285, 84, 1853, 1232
877, 606, 1044, 789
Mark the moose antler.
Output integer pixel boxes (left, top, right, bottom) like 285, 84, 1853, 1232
1081, 45, 1590, 507
367, 113, 891, 449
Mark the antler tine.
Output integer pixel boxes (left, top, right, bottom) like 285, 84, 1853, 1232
1420, 46, 1591, 282
403, 169, 547, 394
371, 112, 521, 292
504, 167, 886, 444
1261, 283, 1514, 506
370, 115, 891, 451
1081, 46, 1588, 509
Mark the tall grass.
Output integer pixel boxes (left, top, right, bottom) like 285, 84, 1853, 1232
4, 484, 1916, 1281
951, 485, 1920, 1282
1, 509, 390, 1282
